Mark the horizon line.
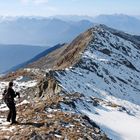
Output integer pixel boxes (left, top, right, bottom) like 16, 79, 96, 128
0, 13, 139, 18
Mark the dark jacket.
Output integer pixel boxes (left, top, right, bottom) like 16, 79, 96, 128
5, 87, 17, 104
8, 87, 17, 98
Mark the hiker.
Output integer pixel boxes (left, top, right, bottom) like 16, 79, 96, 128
3, 81, 20, 125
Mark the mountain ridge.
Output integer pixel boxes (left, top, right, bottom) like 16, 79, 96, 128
0, 25, 140, 140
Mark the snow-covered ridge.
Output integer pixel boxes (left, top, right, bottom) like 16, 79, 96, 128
56, 25, 140, 105
53, 25, 140, 140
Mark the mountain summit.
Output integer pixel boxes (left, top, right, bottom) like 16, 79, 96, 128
0, 25, 140, 140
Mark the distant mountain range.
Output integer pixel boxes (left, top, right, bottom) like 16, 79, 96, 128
0, 17, 93, 46
51, 14, 140, 35
0, 14, 140, 47
93, 14, 140, 35
135, 15, 140, 19
0, 44, 47, 73
50, 15, 93, 22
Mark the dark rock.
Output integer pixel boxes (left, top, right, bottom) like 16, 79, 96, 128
99, 48, 111, 56
82, 115, 99, 128
31, 135, 43, 140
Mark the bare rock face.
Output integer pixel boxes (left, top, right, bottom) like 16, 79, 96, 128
36, 71, 61, 98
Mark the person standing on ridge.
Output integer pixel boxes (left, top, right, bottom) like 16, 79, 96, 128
3, 81, 20, 125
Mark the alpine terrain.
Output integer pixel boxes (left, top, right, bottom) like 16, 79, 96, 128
0, 25, 140, 140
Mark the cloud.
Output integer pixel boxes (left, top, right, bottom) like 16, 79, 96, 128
21, 0, 48, 4
34, 0, 48, 4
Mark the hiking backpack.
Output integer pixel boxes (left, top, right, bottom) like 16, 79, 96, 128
3, 89, 12, 104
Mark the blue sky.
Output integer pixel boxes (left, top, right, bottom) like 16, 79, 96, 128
0, 0, 139, 17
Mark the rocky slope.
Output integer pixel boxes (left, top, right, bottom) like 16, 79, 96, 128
0, 70, 108, 140
0, 25, 140, 140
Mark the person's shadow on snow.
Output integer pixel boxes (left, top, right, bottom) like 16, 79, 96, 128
17, 122, 44, 128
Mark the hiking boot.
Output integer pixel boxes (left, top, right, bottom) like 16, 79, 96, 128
10, 121, 18, 125
7, 119, 10, 122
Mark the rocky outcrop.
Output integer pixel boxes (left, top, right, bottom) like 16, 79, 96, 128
0, 72, 109, 140
36, 71, 61, 98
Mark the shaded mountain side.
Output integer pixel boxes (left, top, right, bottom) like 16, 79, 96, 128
28, 29, 92, 70
100, 25, 140, 47
7, 44, 65, 73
